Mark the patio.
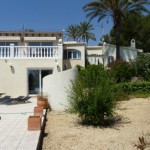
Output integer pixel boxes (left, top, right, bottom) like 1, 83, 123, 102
0, 97, 46, 150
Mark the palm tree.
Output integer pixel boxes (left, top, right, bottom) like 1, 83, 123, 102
65, 22, 96, 44
65, 24, 79, 41
78, 21, 96, 44
83, 0, 150, 59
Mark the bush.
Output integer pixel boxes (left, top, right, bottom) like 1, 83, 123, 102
76, 64, 84, 72
134, 53, 150, 80
67, 64, 118, 125
115, 82, 150, 97
108, 60, 135, 83
112, 86, 130, 101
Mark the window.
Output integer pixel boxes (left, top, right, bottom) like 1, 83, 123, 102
63, 49, 81, 59
0, 42, 18, 46
63, 50, 67, 59
28, 69, 53, 94
28, 42, 53, 46
68, 51, 72, 59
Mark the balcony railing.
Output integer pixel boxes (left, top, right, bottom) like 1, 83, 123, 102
0, 46, 62, 59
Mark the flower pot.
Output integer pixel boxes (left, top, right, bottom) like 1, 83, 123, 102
37, 98, 48, 109
34, 107, 43, 118
28, 116, 41, 131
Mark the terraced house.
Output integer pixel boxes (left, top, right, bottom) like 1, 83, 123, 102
0, 30, 142, 109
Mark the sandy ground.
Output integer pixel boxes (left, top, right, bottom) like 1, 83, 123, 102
42, 98, 150, 150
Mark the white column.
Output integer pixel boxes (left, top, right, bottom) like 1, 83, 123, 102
58, 40, 63, 59
102, 42, 106, 66
10, 43, 14, 58
56, 39, 63, 72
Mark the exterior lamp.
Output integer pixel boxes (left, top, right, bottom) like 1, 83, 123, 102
56, 62, 59, 67
58, 38, 62, 45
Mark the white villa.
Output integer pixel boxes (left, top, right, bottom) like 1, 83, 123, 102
0, 30, 142, 110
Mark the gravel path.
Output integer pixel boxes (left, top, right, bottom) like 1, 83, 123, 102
42, 98, 150, 150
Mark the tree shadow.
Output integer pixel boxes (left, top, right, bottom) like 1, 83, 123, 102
76, 114, 131, 129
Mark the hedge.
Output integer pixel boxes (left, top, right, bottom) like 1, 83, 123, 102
115, 82, 150, 95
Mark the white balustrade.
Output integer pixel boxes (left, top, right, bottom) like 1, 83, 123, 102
0, 46, 11, 58
0, 46, 60, 59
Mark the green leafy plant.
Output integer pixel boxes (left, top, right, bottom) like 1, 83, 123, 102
115, 82, 150, 96
112, 85, 129, 101
108, 60, 135, 83
67, 64, 118, 125
135, 53, 150, 80
76, 64, 84, 72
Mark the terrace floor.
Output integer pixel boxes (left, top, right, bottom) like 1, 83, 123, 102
0, 97, 45, 150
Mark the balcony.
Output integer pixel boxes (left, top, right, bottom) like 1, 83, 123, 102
0, 45, 62, 59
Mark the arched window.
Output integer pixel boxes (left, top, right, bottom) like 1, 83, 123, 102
63, 49, 81, 59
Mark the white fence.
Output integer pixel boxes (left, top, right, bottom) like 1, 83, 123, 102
0, 46, 61, 59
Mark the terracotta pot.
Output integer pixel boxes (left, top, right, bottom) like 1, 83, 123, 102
37, 98, 48, 109
34, 107, 43, 118
28, 116, 41, 131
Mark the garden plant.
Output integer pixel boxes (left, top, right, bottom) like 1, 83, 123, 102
68, 64, 118, 125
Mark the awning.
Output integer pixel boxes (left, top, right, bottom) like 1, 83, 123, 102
0, 36, 20, 41
24, 37, 56, 42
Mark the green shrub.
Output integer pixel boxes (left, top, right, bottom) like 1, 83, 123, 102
115, 82, 150, 97
112, 86, 130, 101
134, 53, 150, 80
76, 64, 84, 72
108, 60, 135, 83
67, 64, 118, 125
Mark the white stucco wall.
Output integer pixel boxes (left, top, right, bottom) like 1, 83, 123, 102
86, 46, 103, 55
0, 59, 63, 97
43, 67, 78, 110
103, 43, 140, 65
120, 46, 137, 62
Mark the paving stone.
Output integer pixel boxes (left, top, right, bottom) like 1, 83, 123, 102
0, 98, 45, 150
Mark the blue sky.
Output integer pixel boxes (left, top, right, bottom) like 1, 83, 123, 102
0, 0, 112, 45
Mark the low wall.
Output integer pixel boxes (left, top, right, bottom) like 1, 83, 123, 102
43, 67, 78, 110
